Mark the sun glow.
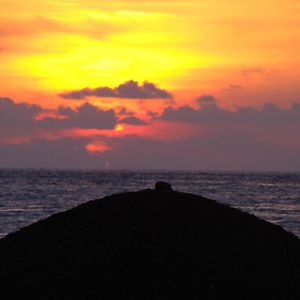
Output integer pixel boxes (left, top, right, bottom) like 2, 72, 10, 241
1, 0, 300, 118
115, 124, 124, 132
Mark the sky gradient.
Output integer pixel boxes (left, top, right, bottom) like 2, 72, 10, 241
1, 0, 300, 170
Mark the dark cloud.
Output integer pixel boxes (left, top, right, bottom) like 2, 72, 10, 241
228, 85, 243, 90
0, 98, 153, 142
196, 95, 218, 108
119, 116, 148, 126
0, 97, 43, 140
117, 107, 134, 117
58, 106, 74, 117
240, 68, 273, 81
0, 98, 118, 142
147, 111, 159, 119
240, 68, 265, 78
162, 105, 231, 124
41, 103, 117, 130
60, 80, 173, 100
162, 99, 300, 126
0, 97, 41, 127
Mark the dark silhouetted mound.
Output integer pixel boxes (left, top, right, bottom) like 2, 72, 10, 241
155, 181, 173, 192
0, 187, 299, 299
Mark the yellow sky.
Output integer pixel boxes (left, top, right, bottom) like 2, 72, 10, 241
1, 0, 300, 108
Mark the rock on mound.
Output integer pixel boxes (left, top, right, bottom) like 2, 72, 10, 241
0, 188, 299, 299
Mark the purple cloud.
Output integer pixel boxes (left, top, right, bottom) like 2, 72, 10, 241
196, 95, 218, 107
0, 97, 41, 127
228, 85, 243, 91
0, 97, 43, 140
41, 103, 117, 130
240, 68, 265, 78
162, 98, 300, 126
0, 99, 119, 141
60, 80, 173, 100
119, 116, 148, 126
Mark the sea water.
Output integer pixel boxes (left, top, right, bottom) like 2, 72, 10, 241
0, 169, 299, 238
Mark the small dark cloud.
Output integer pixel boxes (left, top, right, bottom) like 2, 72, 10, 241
119, 116, 148, 126
240, 68, 274, 81
163, 98, 176, 105
241, 68, 265, 78
58, 106, 74, 117
196, 95, 218, 108
147, 111, 159, 119
60, 80, 173, 100
228, 85, 243, 90
117, 107, 134, 117
41, 103, 117, 130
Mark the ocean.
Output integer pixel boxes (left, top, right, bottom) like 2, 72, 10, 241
0, 169, 299, 239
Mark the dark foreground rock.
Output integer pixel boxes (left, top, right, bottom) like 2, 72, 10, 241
0, 188, 299, 299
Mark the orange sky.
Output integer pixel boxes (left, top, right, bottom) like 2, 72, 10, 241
1, 0, 300, 169
1, 0, 300, 104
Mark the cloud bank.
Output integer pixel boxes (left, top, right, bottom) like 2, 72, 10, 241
1, 132, 300, 171
0, 98, 121, 141
1, 96, 300, 171
162, 99, 300, 126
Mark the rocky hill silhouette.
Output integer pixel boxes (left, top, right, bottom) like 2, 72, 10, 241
0, 184, 299, 299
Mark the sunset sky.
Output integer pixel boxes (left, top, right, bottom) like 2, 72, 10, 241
1, 0, 300, 170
